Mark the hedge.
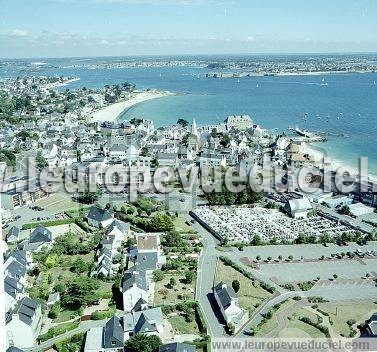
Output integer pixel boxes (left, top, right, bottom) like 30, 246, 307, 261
39, 321, 80, 342
75, 218, 93, 232
91, 307, 116, 320
22, 218, 75, 230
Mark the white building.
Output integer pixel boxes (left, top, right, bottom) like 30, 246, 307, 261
214, 282, 249, 333
6, 297, 42, 349
284, 197, 313, 219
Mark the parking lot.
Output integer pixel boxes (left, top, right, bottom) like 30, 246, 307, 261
231, 242, 377, 261
259, 258, 377, 282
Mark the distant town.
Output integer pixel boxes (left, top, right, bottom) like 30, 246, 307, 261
1, 54, 377, 77
1, 73, 377, 352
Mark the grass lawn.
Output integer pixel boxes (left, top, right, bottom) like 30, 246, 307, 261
154, 274, 196, 306
317, 302, 377, 336
173, 215, 195, 233
215, 261, 272, 315
168, 314, 200, 335
36, 192, 82, 212
256, 300, 326, 338
280, 320, 326, 338
53, 309, 77, 323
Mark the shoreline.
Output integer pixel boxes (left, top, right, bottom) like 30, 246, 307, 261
50, 77, 81, 89
301, 142, 377, 182
90, 90, 175, 123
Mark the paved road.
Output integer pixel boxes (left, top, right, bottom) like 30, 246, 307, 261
24, 320, 107, 352
316, 204, 375, 234
186, 213, 226, 338
236, 291, 306, 337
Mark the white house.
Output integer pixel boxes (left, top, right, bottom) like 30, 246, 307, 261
87, 207, 114, 228
6, 297, 42, 349
214, 282, 249, 333
122, 270, 149, 312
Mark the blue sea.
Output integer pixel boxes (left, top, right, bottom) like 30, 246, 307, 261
1, 57, 377, 176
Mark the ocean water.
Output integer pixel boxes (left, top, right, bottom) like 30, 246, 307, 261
1, 57, 377, 175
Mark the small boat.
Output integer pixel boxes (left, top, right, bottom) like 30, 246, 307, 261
374, 81, 376, 85
256, 83, 259, 88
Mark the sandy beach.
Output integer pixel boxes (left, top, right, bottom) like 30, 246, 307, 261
302, 142, 377, 182
90, 90, 173, 123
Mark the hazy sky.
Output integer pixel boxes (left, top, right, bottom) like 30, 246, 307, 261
1, 0, 377, 58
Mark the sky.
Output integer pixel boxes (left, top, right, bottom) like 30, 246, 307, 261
1, 0, 377, 58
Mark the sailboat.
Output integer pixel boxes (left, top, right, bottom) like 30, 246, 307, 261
320, 77, 328, 86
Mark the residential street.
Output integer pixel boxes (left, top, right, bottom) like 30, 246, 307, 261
24, 320, 107, 352
186, 213, 226, 338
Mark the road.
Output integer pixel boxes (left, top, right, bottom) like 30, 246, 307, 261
316, 204, 375, 234
235, 291, 305, 336
186, 213, 226, 338
23, 319, 107, 352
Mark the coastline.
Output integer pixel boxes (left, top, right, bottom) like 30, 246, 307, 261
90, 90, 174, 123
301, 142, 377, 182
50, 77, 81, 89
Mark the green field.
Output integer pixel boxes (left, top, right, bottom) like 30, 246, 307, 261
215, 261, 272, 315
317, 301, 377, 336
168, 314, 200, 335
36, 192, 84, 212
154, 273, 196, 306
255, 300, 326, 338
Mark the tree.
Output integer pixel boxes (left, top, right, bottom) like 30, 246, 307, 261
339, 205, 351, 216
70, 258, 88, 274
232, 280, 240, 293
48, 302, 61, 319
36, 151, 48, 170
149, 213, 175, 232
169, 277, 176, 288
251, 234, 262, 246
76, 189, 101, 205
62, 278, 100, 310
153, 269, 164, 282
333, 274, 338, 279
163, 231, 184, 248
320, 233, 331, 244
177, 118, 189, 128
185, 270, 195, 284
124, 334, 162, 352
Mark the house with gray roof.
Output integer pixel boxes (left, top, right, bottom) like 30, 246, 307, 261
133, 307, 164, 336
27, 225, 53, 251
7, 347, 25, 352
4, 275, 25, 312
132, 297, 150, 312
360, 312, 377, 337
84, 316, 124, 352
213, 282, 248, 334
4, 259, 27, 285
87, 206, 114, 228
122, 270, 149, 312
159, 342, 196, 352
6, 297, 42, 349
6, 226, 21, 243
